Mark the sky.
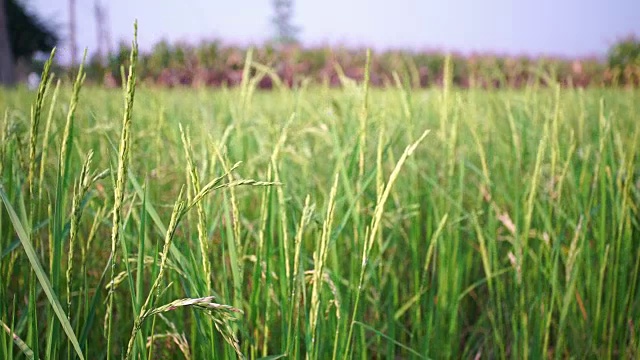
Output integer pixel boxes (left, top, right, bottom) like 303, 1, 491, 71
27, 0, 640, 63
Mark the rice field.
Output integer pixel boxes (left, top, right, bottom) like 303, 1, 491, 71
1, 35, 640, 360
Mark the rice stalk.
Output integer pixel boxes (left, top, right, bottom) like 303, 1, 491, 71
355, 49, 371, 246
272, 114, 293, 279
37, 79, 61, 201
308, 173, 339, 358
58, 49, 87, 183
214, 147, 244, 309
106, 22, 138, 359
344, 129, 430, 358
65, 151, 96, 329
125, 187, 186, 360
286, 195, 314, 357
179, 123, 211, 292
27, 48, 55, 214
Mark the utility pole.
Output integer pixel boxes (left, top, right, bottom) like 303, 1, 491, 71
0, 0, 15, 85
94, 0, 112, 64
69, 0, 77, 66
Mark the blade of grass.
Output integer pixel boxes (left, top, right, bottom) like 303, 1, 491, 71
0, 186, 85, 360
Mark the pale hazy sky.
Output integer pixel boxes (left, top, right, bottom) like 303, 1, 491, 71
27, 0, 640, 62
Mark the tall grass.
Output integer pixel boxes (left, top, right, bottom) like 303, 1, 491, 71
1, 27, 639, 359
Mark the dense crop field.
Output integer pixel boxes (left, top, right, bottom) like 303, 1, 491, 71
1, 42, 640, 359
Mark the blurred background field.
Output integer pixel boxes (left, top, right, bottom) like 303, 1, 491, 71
1, 1, 639, 360
1, 0, 640, 90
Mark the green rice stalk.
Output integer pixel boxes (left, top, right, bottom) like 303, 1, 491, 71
255, 164, 272, 357
24, 48, 54, 360
80, 205, 105, 326
214, 148, 244, 308
189, 173, 278, 213
517, 103, 550, 359
392, 72, 412, 121
375, 126, 384, 248
179, 123, 211, 291
550, 85, 561, 184
239, 48, 253, 120
125, 170, 274, 359
505, 100, 522, 167
440, 54, 452, 141
286, 195, 314, 356
469, 120, 490, 185
272, 115, 293, 279
46, 48, 86, 360
391, 213, 447, 321
65, 151, 94, 324
309, 173, 339, 357
355, 49, 371, 245
58, 50, 87, 183
179, 122, 217, 355
344, 129, 430, 359
106, 22, 138, 359
516, 117, 549, 284
38, 79, 61, 201
125, 187, 186, 360
28, 48, 55, 212
555, 217, 584, 353
471, 213, 506, 355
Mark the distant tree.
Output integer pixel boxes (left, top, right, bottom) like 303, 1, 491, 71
0, 0, 59, 85
607, 37, 640, 69
271, 0, 300, 45
606, 36, 640, 86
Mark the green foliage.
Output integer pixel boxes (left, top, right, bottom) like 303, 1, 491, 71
607, 36, 640, 85
608, 36, 640, 69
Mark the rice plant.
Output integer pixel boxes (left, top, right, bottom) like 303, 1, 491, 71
0, 23, 639, 360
